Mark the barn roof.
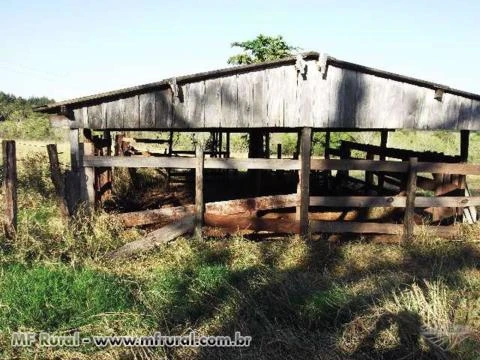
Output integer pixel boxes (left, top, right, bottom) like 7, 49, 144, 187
35, 51, 480, 113
35, 51, 480, 131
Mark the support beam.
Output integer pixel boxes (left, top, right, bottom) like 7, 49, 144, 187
298, 127, 312, 237
378, 130, 389, 188
47, 144, 69, 217
403, 157, 418, 242
226, 132, 231, 158
195, 143, 205, 238
3, 140, 17, 239
80, 139, 95, 206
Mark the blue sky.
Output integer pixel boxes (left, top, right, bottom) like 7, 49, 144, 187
1, 0, 479, 101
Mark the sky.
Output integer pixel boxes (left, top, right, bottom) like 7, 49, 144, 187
1, 0, 479, 101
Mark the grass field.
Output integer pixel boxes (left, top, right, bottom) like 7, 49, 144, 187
0, 132, 479, 359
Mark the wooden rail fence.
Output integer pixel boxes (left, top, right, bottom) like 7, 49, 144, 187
80, 153, 480, 240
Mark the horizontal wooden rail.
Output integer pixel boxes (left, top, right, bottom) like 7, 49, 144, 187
82, 156, 301, 170
82, 155, 480, 175
340, 140, 461, 162
310, 159, 409, 172
310, 196, 480, 208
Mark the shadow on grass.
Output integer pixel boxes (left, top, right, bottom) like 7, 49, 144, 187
137, 235, 480, 360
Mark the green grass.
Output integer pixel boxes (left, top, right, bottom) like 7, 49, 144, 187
0, 264, 135, 331
0, 131, 479, 359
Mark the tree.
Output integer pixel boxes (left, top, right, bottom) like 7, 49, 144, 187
228, 34, 297, 65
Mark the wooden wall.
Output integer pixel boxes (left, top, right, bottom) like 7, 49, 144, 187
72, 60, 480, 130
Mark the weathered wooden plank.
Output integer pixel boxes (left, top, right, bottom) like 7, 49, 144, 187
403, 158, 418, 242
206, 158, 300, 170
118, 205, 195, 227
220, 76, 237, 127
87, 103, 106, 129
107, 215, 195, 259
83, 155, 196, 168
118, 194, 299, 228
310, 195, 480, 208
295, 60, 314, 127
355, 73, 383, 128
469, 99, 480, 131
80, 142, 95, 205
206, 194, 298, 215
139, 93, 156, 128
337, 68, 358, 128
310, 196, 406, 207
105, 99, 123, 129
310, 60, 329, 128
416, 196, 480, 207
204, 78, 222, 127
123, 96, 140, 128
172, 84, 189, 128
187, 81, 205, 128
380, 79, 406, 129
195, 144, 204, 238
155, 89, 173, 128
310, 159, 408, 172
266, 66, 285, 127
298, 127, 312, 236
417, 162, 480, 175
47, 144, 69, 217
311, 220, 403, 235
72, 108, 87, 127
204, 214, 300, 234
3, 140, 17, 239
251, 70, 266, 127
283, 65, 298, 127
236, 73, 253, 127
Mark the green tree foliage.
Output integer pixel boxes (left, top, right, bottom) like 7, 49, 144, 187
0, 91, 60, 140
228, 34, 297, 65
0, 91, 53, 122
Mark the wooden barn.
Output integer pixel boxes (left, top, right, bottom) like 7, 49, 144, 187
36, 51, 480, 244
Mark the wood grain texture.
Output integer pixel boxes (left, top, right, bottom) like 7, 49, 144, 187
139, 93, 156, 128
107, 215, 195, 259
62, 62, 480, 130
237, 73, 253, 127
3, 140, 17, 239
204, 78, 222, 127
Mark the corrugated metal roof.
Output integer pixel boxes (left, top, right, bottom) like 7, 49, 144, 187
35, 51, 480, 113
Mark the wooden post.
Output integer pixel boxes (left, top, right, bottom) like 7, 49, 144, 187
459, 130, 470, 193
65, 129, 81, 213
3, 140, 17, 239
195, 143, 205, 239
297, 128, 312, 238
365, 151, 374, 194
226, 132, 231, 158
80, 138, 95, 206
378, 130, 389, 189
277, 144, 282, 159
403, 157, 418, 242
249, 130, 264, 196
47, 144, 69, 217
337, 141, 351, 180
324, 131, 331, 191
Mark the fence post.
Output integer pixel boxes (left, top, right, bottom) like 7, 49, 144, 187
365, 151, 374, 194
297, 127, 312, 238
195, 142, 205, 239
403, 157, 418, 242
3, 140, 17, 239
80, 137, 95, 206
47, 144, 69, 217
378, 130, 389, 189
